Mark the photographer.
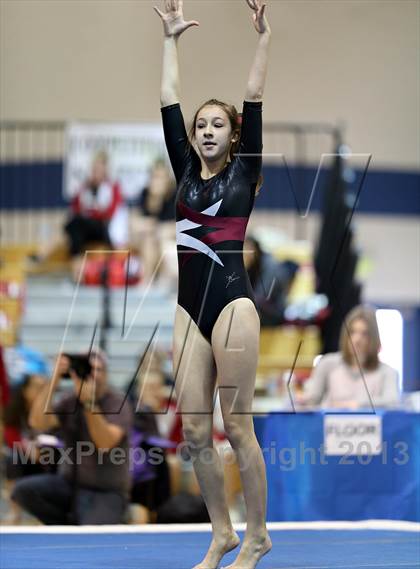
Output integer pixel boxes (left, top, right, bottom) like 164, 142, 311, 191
11, 350, 134, 525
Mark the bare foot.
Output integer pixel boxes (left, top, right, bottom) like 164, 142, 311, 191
192, 531, 241, 569
221, 532, 272, 569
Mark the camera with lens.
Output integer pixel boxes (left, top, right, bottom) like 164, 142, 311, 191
61, 353, 92, 381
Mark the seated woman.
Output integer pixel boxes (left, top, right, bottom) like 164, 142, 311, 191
29, 151, 127, 281
125, 354, 172, 523
132, 160, 177, 286
64, 150, 127, 281
296, 305, 400, 410
139, 159, 177, 222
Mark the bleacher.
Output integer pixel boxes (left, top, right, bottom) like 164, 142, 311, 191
1, 241, 321, 392
21, 274, 175, 388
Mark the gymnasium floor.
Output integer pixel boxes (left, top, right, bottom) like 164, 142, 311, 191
1, 521, 419, 569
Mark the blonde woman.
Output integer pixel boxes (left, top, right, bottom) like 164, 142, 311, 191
297, 305, 400, 410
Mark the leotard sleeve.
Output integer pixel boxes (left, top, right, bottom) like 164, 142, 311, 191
237, 100, 263, 182
161, 103, 192, 184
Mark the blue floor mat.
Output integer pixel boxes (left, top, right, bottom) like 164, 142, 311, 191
1, 529, 419, 569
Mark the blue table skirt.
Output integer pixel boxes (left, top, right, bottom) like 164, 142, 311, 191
253, 411, 420, 522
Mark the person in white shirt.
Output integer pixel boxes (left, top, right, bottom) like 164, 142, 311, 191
296, 305, 400, 410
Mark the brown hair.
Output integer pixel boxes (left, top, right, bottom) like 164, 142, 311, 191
188, 98, 262, 196
339, 305, 381, 370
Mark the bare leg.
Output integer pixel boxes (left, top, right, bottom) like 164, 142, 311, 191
173, 305, 240, 569
211, 298, 272, 569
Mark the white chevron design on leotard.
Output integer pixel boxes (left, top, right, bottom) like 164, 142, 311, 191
176, 199, 224, 266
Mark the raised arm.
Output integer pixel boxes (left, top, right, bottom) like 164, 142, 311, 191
244, 0, 271, 102
154, 0, 199, 107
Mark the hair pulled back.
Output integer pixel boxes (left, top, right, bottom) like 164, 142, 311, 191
188, 99, 263, 196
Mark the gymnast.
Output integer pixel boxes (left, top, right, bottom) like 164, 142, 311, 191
154, 1, 271, 567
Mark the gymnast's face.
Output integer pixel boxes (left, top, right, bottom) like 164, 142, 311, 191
194, 105, 234, 163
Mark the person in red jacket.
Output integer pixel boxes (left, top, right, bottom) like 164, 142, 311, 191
64, 150, 124, 281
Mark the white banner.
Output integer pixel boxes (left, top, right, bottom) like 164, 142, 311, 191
64, 122, 168, 201
323, 414, 382, 456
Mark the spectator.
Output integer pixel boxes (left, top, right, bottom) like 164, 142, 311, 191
0, 344, 9, 411
64, 151, 127, 281
11, 349, 133, 525
3, 374, 50, 523
139, 159, 176, 223
243, 235, 299, 326
132, 160, 176, 286
126, 349, 174, 446
0, 345, 10, 446
126, 366, 172, 520
4, 374, 47, 456
296, 305, 400, 409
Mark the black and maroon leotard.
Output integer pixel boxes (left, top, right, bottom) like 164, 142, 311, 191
161, 100, 263, 342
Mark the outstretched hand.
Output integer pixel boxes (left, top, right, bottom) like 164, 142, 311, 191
246, 0, 270, 34
154, 0, 199, 38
